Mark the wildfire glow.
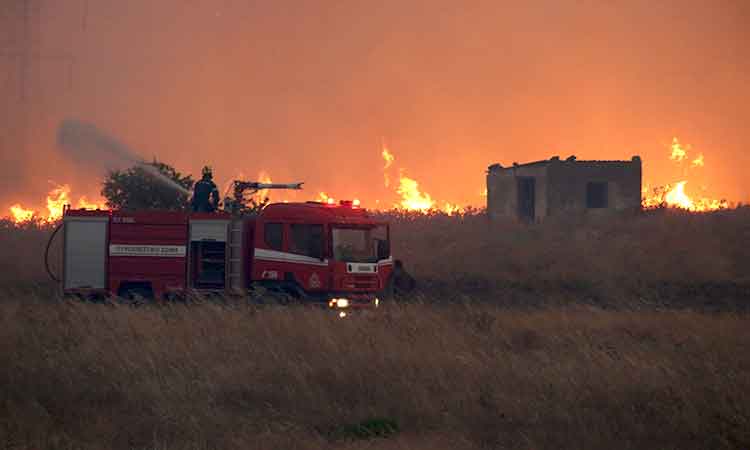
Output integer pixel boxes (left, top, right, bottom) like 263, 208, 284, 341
381, 143, 467, 214
5, 183, 106, 225
9, 204, 35, 223
642, 138, 728, 212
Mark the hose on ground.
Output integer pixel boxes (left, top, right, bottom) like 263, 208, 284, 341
45, 222, 63, 283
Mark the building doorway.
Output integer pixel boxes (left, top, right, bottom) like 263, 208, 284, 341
517, 177, 536, 221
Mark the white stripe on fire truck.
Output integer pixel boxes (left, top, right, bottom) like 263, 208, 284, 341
253, 248, 329, 267
109, 244, 187, 257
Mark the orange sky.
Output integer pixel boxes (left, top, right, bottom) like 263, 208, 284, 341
1, 0, 749, 211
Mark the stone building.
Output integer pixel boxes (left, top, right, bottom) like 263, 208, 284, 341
486, 155, 642, 222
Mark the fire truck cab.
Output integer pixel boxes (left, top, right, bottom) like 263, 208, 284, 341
61, 201, 392, 309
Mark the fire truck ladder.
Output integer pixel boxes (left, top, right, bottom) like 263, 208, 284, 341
228, 219, 245, 294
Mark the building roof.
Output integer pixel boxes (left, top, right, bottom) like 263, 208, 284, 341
487, 155, 641, 172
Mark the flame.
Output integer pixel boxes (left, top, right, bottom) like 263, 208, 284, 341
76, 196, 107, 210
443, 202, 463, 216
670, 137, 688, 162
643, 182, 729, 212
382, 147, 394, 169
9, 204, 35, 223
396, 174, 434, 211
257, 171, 273, 200
382, 145, 395, 188
381, 142, 469, 213
46, 184, 71, 221
664, 181, 693, 209
318, 192, 335, 204
642, 138, 728, 212
6, 183, 106, 225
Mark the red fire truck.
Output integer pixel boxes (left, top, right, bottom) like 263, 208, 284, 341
60, 200, 392, 310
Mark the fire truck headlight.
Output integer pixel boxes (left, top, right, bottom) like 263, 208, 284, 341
336, 298, 349, 308
339, 311, 347, 318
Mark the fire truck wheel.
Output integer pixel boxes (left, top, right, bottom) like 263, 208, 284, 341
251, 282, 304, 306
63, 292, 85, 302
163, 291, 185, 302
88, 292, 110, 304
265, 289, 294, 305
117, 284, 154, 304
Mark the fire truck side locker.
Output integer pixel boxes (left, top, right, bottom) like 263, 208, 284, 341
188, 218, 230, 290
63, 212, 109, 292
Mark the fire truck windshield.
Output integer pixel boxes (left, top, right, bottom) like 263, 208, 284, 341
332, 225, 389, 263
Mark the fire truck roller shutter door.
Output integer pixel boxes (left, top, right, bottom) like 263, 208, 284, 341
190, 220, 229, 242
64, 215, 108, 289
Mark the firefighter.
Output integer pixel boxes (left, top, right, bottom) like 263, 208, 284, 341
191, 166, 220, 212
392, 259, 416, 297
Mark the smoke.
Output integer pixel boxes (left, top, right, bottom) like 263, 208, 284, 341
137, 164, 193, 197
57, 119, 191, 196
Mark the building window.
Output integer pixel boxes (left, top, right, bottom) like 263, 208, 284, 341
264, 223, 283, 250
586, 182, 608, 208
289, 224, 323, 259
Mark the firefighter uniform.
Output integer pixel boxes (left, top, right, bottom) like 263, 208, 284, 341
192, 167, 220, 212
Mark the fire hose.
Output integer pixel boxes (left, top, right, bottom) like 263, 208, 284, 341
45, 222, 63, 283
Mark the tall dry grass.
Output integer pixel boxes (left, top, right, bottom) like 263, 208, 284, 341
385, 207, 750, 308
1, 210, 749, 448
1, 298, 749, 450
0, 219, 59, 291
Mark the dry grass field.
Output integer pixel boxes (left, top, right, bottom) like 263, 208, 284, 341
1, 208, 749, 449
1, 299, 749, 450
387, 207, 750, 310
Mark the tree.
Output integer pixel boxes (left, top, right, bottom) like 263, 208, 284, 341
101, 160, 194, 211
